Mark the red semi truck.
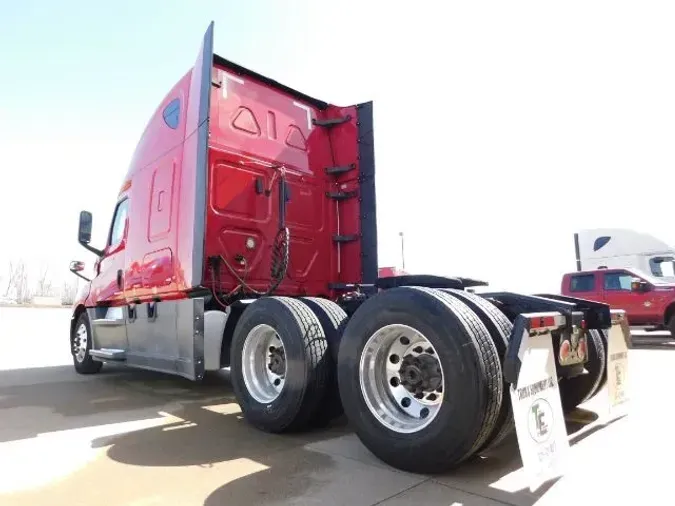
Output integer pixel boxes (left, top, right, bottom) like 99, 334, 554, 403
68, 23, 630, 474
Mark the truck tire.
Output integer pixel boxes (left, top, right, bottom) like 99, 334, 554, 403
443, 289, 515, 452
230, 297, 329, 433
300, 297, 348, 427
559, 329, 606, 412
594, 329, 609, 394
668, 314, 675, 337
71, 312, 103, 375
337, 286, 502, 474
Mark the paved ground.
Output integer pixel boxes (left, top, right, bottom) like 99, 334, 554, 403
0, 307, 672, 505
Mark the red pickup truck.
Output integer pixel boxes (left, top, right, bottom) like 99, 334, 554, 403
561, 267, 675, 331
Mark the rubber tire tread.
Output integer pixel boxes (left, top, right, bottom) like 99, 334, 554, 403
443, 289, 515, 452
72, 312, 103, 375
593, 329, 609, 394
559, 329, 606, 412
230, 297, 329, 433
337, 286, 501, 473
420, 288, 502, 460
300, 297, 348, 426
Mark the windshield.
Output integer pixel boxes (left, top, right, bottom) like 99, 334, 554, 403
649, 256, 675, 279
632, 267, 675, 285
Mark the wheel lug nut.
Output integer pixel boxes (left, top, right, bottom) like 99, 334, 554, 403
269, 346, 275, 352
420, 407, 429, 419
274, 378, 281, 386
426, 347, 434, 355
400, 336, 410, 345
427, 393, 437, 401
413, 346, 423, 353
414, 392, 424, 399
389, 354, 400, 364
401, 397, 411, 408
390, 377, 400, 387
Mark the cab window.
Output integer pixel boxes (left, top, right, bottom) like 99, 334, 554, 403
570, 274, 595, 292
108, 199, 129, 249
603, 272, 633, 291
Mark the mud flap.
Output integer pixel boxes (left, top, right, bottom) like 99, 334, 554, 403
504, 312, 571, 492
605, 310, 630, 418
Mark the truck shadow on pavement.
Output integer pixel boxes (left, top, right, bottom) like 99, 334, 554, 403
0, 364, 237, 443
88, 398, 604, 506
631, 336, 675, 350
0, 363, 613, 506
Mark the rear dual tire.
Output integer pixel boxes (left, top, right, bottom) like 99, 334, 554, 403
300, 297, 348, 427
337, 287, 504, 474
442, 289, 515, 452
559, 329, 607, 412
230, 297, 330, 433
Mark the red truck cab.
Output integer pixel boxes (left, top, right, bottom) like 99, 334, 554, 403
561, 267, 675, 332
68, 22, 377, 380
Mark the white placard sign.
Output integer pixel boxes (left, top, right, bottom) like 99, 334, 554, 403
510, 330, 571, 492
605, 317, 630, 418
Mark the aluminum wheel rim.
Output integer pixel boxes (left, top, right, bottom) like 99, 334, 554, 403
74, 323, 88, 363
359, 324, 444, 434
241, 324, 286, 404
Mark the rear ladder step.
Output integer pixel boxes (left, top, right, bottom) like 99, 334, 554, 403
89, 348, 127, 361
313, 115, 351, 128
325, 164, 355, 175
333, 234, 360, 243
326, 190, 358, 200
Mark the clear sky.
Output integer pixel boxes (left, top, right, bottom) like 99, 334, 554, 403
2, 1, 675, 295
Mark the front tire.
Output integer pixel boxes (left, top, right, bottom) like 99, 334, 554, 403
667, 315, 675, 338
230, 297, 330, 433
71, 312, 102, 375
338, 287, 502, 474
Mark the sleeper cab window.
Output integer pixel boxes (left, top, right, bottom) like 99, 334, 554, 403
163, 98, 181, 129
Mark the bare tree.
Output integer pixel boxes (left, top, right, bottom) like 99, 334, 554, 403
6, 261, 30, 304
4, 261, 17, 297
61, 279, 79, 306
34, 266, 54, 297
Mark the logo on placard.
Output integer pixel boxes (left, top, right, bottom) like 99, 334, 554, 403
528, 398, 553, 443
615, 362, 624, 387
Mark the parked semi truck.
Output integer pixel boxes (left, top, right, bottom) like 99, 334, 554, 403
575, 228, 675, 279
68, 23, 630, 475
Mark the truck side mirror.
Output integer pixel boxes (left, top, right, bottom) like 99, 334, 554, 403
69, 260, 90, 281
78, 211, 93, 244
70, 260, 85, 272
78, 211, 103, 257
631, 279, 649, 292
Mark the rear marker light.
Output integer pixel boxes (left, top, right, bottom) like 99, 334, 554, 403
530, 316, 556, 329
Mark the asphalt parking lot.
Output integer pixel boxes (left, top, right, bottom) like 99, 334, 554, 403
0, 307, 672, 505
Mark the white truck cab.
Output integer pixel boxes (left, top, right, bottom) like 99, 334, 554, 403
575, 228, 675, 279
